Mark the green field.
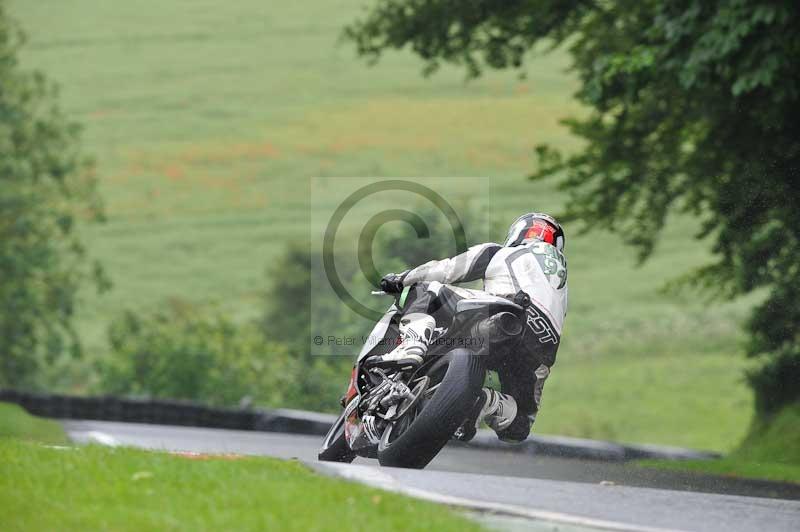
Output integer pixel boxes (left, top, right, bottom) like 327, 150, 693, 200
641, 403, 800, 484
8, 0, 755, 451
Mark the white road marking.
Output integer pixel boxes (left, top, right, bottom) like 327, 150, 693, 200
81, 431, 120, 447
313, 462, 686, 532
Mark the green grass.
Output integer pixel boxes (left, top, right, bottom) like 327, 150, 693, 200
8, 0, 756, 451
640, 404, 800, 484
0, 440, 481, 531
536, 349, 752, 451
0, 403, 68, 445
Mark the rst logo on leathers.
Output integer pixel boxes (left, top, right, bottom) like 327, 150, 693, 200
525, 306, 558, 345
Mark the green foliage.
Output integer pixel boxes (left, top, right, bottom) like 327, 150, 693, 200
345, 0, 800, 412
735, 402, 800, 466
100, 293, 351, 412
99, 302, 297, 407
746, 348, 800, 415
261, 241, 359, 352
261, 242, 312, 350
0, 4, 106, 388
261, 243, 360, 411
294, 357, 353, 413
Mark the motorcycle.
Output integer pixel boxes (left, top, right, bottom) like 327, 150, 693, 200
318, 286, 525, 469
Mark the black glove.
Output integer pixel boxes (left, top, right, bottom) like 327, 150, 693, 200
380, 273, 404, 294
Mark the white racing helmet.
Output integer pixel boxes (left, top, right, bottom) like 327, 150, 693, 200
503, 212, 565, 252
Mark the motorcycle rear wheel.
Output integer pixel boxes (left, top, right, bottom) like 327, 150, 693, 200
377, 348, 485, 469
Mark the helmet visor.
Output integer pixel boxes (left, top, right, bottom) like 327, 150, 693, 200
524, 220, 557, 246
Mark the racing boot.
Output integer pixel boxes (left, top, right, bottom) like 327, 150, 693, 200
456, 388, 518, 442
366, 313, 435, 368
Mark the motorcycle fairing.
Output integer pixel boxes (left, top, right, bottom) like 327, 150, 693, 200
356, 305, 400, 362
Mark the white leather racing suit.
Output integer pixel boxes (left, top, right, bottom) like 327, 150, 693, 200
399, 241, 568, 440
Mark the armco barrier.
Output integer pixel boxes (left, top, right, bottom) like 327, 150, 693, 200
1, 389, 261, 432
0, 389, 719, 461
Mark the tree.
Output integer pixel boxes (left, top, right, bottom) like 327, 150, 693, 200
0, 6, 107, 387
261, 203, 482, 412
99, 303, 297, 407
261, 243, 358, 411
345, 0, 800, 414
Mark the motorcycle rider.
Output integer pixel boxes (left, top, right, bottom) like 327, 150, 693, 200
369, 213, 567, 443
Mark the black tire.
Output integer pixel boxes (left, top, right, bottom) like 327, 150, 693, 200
318, 410, 357, 463
377, 348, 485, 469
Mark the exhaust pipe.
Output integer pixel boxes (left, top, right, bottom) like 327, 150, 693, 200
472, 312, 523, 344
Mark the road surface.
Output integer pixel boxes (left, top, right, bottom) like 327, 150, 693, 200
63, 420, 800, 532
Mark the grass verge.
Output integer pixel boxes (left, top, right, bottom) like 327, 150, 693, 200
639, 403, 800, 484
0, 440, 482, 531
0, 402, 68, 445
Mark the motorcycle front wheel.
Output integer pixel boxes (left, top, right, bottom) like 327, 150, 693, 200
318, 410, 357, 463
377, 348, 485, 469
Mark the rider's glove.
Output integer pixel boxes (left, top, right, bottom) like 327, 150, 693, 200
380, 273, 405, 294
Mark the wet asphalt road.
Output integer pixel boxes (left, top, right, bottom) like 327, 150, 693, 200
63, 420, 800, 532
